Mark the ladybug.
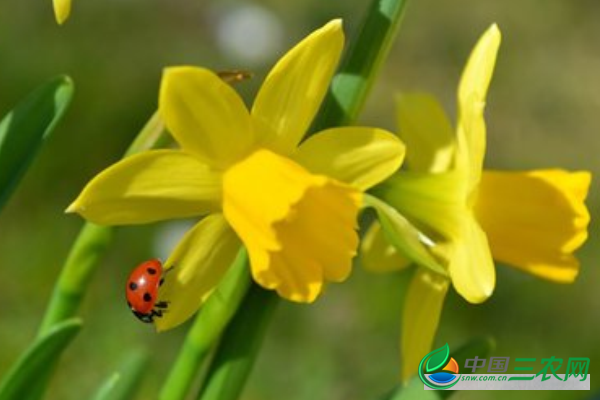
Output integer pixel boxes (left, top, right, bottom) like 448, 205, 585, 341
125, 259, 169, 323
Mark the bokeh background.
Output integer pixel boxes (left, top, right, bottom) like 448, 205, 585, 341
1, 0, 599, 399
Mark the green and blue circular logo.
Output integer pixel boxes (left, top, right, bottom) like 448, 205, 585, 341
418, 343, 460, 389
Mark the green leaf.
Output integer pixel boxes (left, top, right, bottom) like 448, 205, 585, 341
0, 76, 74, 211
92, 351, 149, 400
364, 194, 447, 275
424, 343, 450, 373
379, 378, 440, 400
0, 318, 82, 400
91, 374, 121, 400
310, 0, 409, 130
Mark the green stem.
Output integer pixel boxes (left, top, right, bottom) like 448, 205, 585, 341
38, 223, 112, 335
38, 111, 168, 336
197, 283, 279, 400
159, 250, 252, 400
196, 0, 410, 398
124, 111, 169, 157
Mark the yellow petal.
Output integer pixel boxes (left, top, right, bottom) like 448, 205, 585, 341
401, 269, 449, 382
252, 20, 344, 155
160, 67, 254, 168
293, 127, 405, 191
396, 93, 455, 173
456, 24, 501, 187
222, 149, 360, 302
67, 150, 222, 225
475, 169, 591, 282
53, 0, 71, 25
448, 214, 495, 303
154, 214, 240, 331
360, 221, 411, 273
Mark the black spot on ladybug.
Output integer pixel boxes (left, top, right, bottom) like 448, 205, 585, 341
129, 282, 138, 291
143, 292, 153, 302
147, 267, 157, 275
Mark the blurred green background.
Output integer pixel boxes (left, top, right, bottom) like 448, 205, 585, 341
1, 0, 599, 399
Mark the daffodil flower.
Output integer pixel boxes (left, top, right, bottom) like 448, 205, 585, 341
53, 0, 71, 25
67, 20, 406, 331
361, 24, 591, 380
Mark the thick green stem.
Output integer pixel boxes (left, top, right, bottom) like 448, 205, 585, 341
196, 0, 410, 398
197, 283, 279, 400
38, 111, 168, 336
159, 250, 252, 400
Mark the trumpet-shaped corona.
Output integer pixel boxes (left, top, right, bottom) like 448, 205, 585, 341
223, 149, 360, 302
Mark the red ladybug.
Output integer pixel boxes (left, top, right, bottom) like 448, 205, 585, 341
125, 259, 169, 323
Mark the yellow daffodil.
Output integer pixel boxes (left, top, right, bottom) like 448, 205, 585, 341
67, 20, 406, 331
361, 24, 591, 380
53, 0, 71, 25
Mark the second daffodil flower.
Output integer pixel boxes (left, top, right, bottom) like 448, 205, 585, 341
67, 20, 406, 331
361, 24, 591, 380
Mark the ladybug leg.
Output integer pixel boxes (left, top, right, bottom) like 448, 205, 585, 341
159, 265, 175, 287
155, 301, 169, 309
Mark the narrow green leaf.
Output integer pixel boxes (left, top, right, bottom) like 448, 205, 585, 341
0, 318, 82, 400
310, 0, 409, 130
91, 374, 121, 400
364, 194, 446, 275
0, 76, 73, 210
92, 350, 149, 400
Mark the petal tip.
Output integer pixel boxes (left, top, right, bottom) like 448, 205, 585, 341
485, 23, 502, 45
53, 0, 71, 25
65, 201, 80, 214
318, 19, 344, 42
328, 18, 343, 29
